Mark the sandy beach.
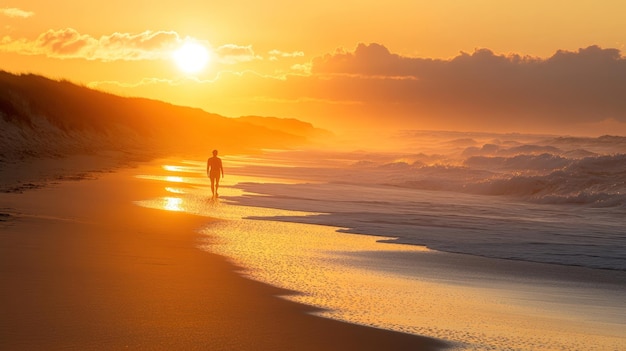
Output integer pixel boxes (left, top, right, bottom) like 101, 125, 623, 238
0, 158, 447, 350
3, 7, 626, 349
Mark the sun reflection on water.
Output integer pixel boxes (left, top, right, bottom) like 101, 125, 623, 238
163, 165, 184, 172
163, 197, 183, 211
165, 176, 184, 183
165, 187, 186, 194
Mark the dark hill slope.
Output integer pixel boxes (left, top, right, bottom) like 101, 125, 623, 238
0, 71, 324, 162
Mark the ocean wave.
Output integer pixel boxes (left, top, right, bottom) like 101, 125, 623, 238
465, 155, 626, 206
462, 143, 563, 157
341, 134, 626, 207
341, 153, 626, 207
240, 152, 626, 207
464, 153, 571, 172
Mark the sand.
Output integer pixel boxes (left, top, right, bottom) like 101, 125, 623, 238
0, 159, 447, 350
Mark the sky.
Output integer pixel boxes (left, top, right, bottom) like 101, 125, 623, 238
1, 1, 626, 135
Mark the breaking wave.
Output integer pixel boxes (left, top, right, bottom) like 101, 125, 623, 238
355, 133, 626, 207
464, 155, 626, 206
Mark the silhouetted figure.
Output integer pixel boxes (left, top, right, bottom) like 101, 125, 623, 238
206, 149, 224, 197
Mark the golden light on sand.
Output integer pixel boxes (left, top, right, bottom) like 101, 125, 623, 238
172, 41, 210, 74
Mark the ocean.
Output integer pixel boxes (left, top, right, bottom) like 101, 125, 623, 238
136, 131, 626, 351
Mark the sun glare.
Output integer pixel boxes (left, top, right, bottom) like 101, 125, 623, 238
172, 42, 210, 74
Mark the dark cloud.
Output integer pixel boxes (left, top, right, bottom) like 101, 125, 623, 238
307, 43, 626, 131
312, 43, 422, 77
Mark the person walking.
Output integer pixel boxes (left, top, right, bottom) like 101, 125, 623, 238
206, 149, 224, 197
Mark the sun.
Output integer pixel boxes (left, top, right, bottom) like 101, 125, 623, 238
172, 42, 210, 74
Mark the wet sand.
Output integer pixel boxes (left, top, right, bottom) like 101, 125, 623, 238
0, 160, 446, 350
198, 192, 626, 351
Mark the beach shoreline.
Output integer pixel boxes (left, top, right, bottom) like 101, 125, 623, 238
0, 157, 447, 350
155, 157, 625, 351
199, 202, 626, 351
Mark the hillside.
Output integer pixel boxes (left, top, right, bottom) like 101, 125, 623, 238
0, 71, 329, 164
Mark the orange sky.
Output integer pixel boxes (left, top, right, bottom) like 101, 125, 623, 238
2, 1, 626, 135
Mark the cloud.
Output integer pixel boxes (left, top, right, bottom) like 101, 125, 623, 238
302, 43, 626, 131
268, 49, 305, 61
40, 28, 181, 61
87, 74, 231, 91
0, 28, 181, 61
214, 44, 262, 64
0, 7, 34, 18
88, 77, 181, 89
1, 27, 267, 66
311, 43, 419, 77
